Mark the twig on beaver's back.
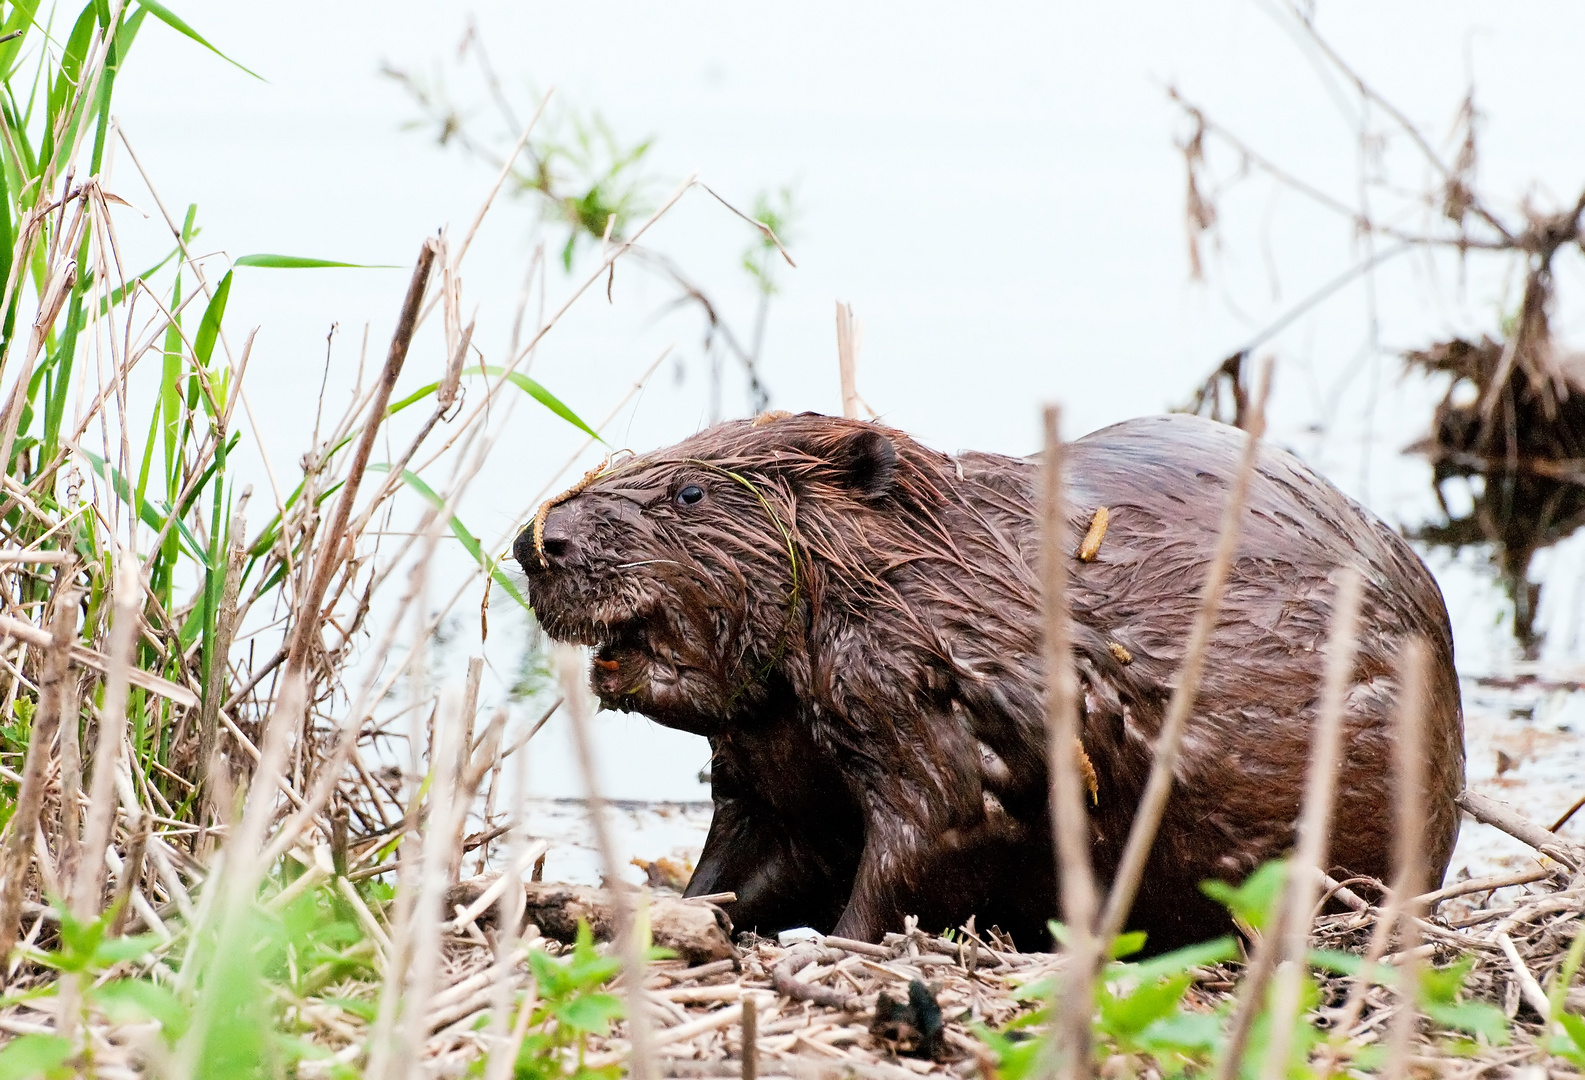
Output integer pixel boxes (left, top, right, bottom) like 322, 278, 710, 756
1098, 358, 1273, 948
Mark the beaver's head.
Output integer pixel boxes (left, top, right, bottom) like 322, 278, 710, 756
515, 413, 902, 733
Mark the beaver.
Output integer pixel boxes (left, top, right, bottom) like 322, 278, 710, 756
516, 411, 1464, 951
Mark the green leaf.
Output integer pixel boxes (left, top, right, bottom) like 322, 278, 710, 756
319, 997, 379, 1023
554, 991, 624, 1035
1555, 1013, 1585, 1066
233, 254, 396, 269
1098, 972, 1193, 1038
1136, 1007, 1223, 1057
1552, 926, 1585, 1019
0, 1034, 71, 1080
1201, 860, 1287, 932
384, 365, 603, 443
365, 464, 530, 611
1418, 956, 1477, 1005
90, 979, 188, 1040
134, 0, 261, 79
1123, 936, 1238, 985
1422, 1000, 1511, 1044
1108, 931, 1148, 960
92, 932, 161, 966
192, 268, 230, 369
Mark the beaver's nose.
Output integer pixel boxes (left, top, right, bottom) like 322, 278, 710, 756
516, 502, 581, 570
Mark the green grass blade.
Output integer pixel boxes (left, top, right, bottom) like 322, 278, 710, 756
367, 464, 530, 610
233, 254, 396, 269
384, 365, 603, 442
78, 447, 208, 565
134, 0, 261, 80
193, 268, 230, 367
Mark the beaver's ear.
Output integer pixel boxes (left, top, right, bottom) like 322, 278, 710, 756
795, 426, 897, 497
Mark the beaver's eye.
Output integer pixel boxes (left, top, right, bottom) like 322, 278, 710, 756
675, 484, 705, 507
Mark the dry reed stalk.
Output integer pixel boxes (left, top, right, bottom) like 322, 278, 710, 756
556, 643, 655, 1080
1039, 405, 1097, 1080
257, 507, 447, 871
0, 612, 196, 706
1317, 639, 1430, 1078
394, 691, 467, 1080
172, 675, 305, 1080
54, 621, 83, 890
483, 710, 535, 1080
449, 657, 485, 880
455, 95, 553, 268
835, 303, 861, 420
198, 513, 248, 828
0, 589, 80, 970
285, 237, 438, 681
0, 256, 77, 476
70, 555, 143, 919
1097, 359, 1272, 944
365, 761, 427, 1076
1255, 567, 1364, 1080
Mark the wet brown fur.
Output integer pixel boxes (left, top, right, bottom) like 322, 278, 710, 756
515, 412, 1464, 950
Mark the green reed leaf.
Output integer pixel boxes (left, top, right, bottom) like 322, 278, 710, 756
134, 0, 261, 80
233, 253, 395, 269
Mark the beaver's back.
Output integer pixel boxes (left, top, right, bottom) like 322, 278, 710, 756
961, 413, 1464, 947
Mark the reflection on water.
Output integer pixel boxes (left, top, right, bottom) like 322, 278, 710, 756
1408, 337, 1585, 659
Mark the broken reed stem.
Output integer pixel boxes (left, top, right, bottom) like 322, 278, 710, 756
0, 588, 80, 969
835, 302, 861, 420
284, 237, 437, 679
1255, 567, 1364, 1080
1097, 358, 1272, 945
556, 644, 655, 1080
1317, 638, 1430, 1078
70, 556, 142, 920
741, 993, 759, 1080
1039, 405, 1097, 1080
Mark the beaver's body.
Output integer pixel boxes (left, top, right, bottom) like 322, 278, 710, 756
518, 412, 1464, 950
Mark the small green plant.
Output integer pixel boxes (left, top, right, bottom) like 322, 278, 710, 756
981, 860, 1528, 1078
509, 922, 629, 1080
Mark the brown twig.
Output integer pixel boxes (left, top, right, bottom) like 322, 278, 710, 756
1457, 789, 1582, 870
284, 237, 438, 681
